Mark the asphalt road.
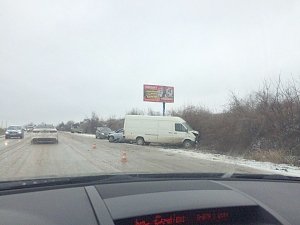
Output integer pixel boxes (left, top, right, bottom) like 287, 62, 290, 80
0, 132, 267, 181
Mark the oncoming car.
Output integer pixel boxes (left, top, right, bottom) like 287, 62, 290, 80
5, 125, 24, 139
31, 126, 58, 144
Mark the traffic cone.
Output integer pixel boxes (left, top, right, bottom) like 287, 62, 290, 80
92, 143, 96, 149
121, 151, 127, 163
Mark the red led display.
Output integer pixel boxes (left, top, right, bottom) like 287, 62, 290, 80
135, 214, 185, 225
196, 211, 229, 223
115, 206, 262, 225
133, 210, 230, 225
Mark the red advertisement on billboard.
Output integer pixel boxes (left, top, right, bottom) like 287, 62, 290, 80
143, 84, 174, 103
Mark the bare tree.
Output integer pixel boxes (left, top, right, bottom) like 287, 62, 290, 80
126, 108, 144, 115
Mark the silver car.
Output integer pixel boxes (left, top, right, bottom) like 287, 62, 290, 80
108, 128, 124, 143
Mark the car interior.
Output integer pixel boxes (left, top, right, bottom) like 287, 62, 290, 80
0, 174, 299, 225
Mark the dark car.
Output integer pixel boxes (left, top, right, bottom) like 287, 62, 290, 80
5, 125, 24, 139
95, 127, 112, 139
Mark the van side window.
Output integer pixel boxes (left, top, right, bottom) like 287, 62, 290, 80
175, 123, 186, 132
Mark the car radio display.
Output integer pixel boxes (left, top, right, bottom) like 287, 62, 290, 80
114, 206, 278, 225
133, 210, 230, 225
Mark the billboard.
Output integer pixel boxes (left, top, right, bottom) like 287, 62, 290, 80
143, 84, 174, 103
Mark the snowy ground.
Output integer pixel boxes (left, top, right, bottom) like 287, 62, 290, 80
62, 132, 300, 177
159, 148, 300, 177
67, 132, 95, 138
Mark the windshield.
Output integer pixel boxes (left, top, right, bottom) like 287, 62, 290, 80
182, 122, 193, 131
36, 124, 55, 129
97, 127, 111, 132
1, 0, 300, 182
7, 126, 22, 130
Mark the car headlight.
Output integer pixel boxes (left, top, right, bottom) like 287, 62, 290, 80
18, 131, 22, 134
5, 131, 9, 134
101, 132, 104, 135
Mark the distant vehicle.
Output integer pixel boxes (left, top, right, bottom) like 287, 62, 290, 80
108, 128, 124, 142
95, 127, 112, 139
31, 126, 58, 144
25, 125, 35, 132
124, 115, 199, 148
70, 124, 83, 133
5, 125, 24, 139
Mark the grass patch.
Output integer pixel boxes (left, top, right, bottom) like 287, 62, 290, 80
246, 149, 298, 166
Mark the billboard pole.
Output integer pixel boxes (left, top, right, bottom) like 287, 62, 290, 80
163, 102, 166, 116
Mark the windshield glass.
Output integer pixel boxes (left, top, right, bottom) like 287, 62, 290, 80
97, 127, 111, 132
182, 122, 193, 131
7, 126, 22, 130
1, 0, 300, 182
36, 124, 54, 129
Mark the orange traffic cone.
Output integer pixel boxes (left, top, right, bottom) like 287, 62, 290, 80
121, 151, 127, 163
92, 143, 96, 149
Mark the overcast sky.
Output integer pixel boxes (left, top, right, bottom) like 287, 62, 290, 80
1, 0, 300, 125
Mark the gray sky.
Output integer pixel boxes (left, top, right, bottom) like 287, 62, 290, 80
1, 0, 300, 125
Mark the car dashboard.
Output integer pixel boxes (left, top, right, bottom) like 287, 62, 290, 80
0, 177, 299, 225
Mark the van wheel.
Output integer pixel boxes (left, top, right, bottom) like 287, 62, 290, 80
109, 136, 114, 143
136, 137, 145, 145
183, 140, 193, 149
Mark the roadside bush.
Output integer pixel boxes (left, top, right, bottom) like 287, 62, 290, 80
171, 78, 300, 164
126, 108, 144, 115
105, 117, 124, 131
246, 149, 298, 165
81, 112, 102, 134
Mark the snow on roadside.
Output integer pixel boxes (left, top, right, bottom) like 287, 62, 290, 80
69, 132, 95, 138
159, 148, 300, 177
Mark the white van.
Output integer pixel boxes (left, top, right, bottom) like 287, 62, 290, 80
124, 115, 199, 148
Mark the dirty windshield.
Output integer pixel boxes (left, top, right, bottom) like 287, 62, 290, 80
1, 0, 300, 182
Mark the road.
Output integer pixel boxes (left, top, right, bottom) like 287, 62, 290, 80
0, 132, 267, 181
